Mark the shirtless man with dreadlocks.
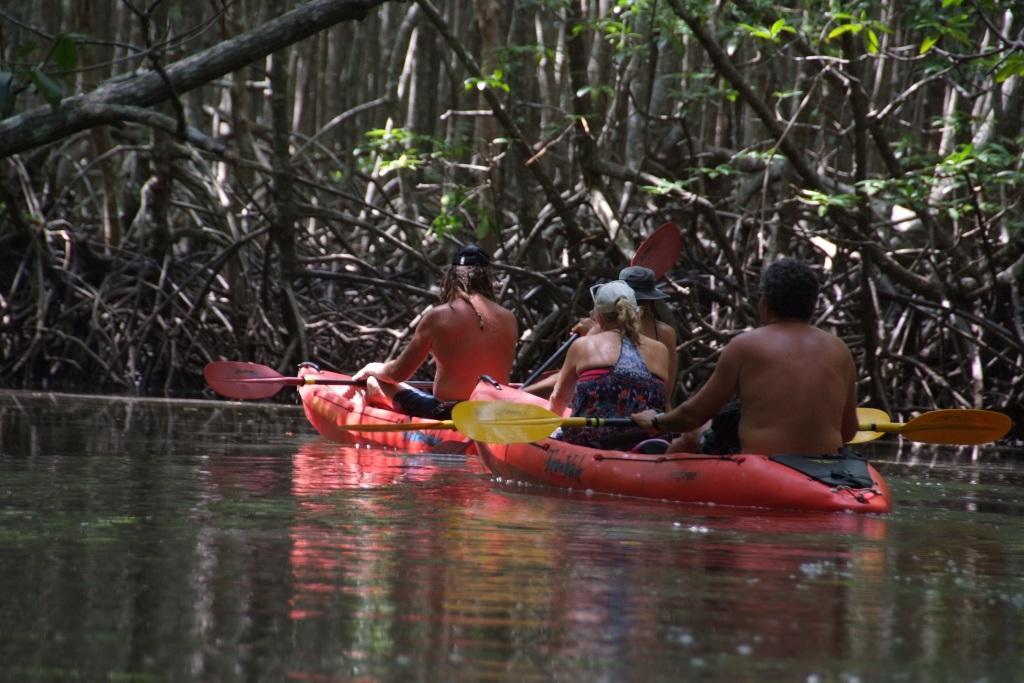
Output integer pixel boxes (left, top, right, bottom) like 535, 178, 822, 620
353, 244, 518, 419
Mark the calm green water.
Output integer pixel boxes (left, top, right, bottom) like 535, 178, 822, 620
1, 391, 1022, 682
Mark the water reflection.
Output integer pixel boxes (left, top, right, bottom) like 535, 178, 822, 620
0, 391, 1023, 681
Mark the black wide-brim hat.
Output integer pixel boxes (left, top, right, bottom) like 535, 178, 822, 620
619, 265, 667, 300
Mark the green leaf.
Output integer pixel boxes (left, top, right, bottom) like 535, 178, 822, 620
866, 29, 879, 54
943, 143, 974, 167
919, 35, 939, 55
640, 178, 690, 196
52, 34, 79, 73
995, 55, 1024, 84
29, 68, 63, 109
826, 23, 861, 41
768, 19, 795, 39
738, 23, 772, 40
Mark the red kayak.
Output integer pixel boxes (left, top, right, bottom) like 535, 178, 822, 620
296, 367, 469, 453
468, 383, 892, 514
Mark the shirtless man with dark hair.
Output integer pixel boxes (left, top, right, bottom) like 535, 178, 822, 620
354, 244, 518, 419
633, 257, 858, 455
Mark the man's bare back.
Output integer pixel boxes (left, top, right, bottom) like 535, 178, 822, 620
719, 322, 857, 453
420, 296, 517, 400
357, 294, 516, 402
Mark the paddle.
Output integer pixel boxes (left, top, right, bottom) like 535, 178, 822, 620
631, 221, 681, 279
854, 407, 1011, 446
204, 361, 432, 400
850, 407, 890, 444
520, 333, 580, 389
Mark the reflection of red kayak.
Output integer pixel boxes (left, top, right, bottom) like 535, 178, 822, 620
469, 383, 892, 514
297, 368, 467, 453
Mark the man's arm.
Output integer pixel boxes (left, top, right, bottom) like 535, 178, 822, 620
522, 372, 557, 397
382, 312, 436, 381
549, 342, 582, 416
634, 337, 742, 431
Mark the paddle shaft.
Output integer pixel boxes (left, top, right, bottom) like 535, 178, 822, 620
204, 361, 441, 400
230, 376, 432, 388
520, 333, 580, 388
858, 420, 905, 433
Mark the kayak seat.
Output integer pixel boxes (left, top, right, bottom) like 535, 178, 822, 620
630, 438, 672, 455
769, 449, 875, 489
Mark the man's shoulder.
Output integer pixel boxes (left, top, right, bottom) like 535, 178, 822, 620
417, 303, 445, 324
742, 322, 849, 354
476, 297, 518, 326
724, 327, 759, 347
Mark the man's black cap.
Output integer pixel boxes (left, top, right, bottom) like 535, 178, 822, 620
452, 244, 490, 267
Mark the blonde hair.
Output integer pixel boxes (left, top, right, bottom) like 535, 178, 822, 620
598, 297, 642, 344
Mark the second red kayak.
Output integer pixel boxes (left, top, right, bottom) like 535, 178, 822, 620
467, 383, 892, 513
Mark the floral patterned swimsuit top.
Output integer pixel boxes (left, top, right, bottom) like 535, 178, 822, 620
557, 336, 666, 448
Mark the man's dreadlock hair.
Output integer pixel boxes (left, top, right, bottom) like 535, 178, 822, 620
439, 265, 494, 329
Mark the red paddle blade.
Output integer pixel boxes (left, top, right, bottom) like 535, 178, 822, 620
204, 361, 289, 400
631, 222, 681, 280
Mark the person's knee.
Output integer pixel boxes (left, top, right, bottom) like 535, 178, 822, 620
364, 377, 392, 407
666, 432, 692, 453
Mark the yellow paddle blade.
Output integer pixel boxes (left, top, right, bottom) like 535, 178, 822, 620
451, 400, 563, 444
896, 409, 1012, 445
850, 407, 891, 444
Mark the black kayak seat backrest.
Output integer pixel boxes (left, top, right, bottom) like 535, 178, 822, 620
769, 449, 876, 489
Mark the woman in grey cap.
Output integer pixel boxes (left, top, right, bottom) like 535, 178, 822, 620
549, 280, 670, 448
